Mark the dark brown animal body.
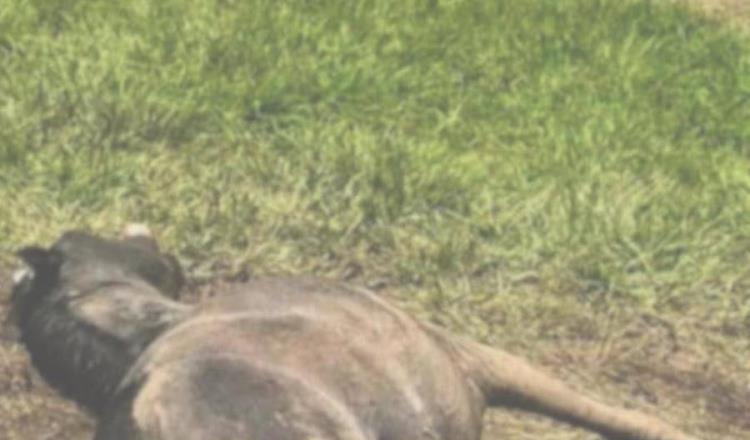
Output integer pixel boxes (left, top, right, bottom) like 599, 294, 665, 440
10, 229, 699, 440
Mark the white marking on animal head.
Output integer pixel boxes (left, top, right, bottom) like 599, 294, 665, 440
122, 223, 153, 239
12, 266, 34, 286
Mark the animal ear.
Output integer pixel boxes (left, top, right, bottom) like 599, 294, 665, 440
16, 247, 63, 274
161, 253, 186, 298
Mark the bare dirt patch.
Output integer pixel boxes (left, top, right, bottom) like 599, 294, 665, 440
673, 0, 750, 26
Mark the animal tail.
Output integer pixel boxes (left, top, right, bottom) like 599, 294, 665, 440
426, 325, 699, 440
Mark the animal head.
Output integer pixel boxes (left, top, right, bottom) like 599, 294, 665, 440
11, 225, 184, 320
8, 225, 189, 413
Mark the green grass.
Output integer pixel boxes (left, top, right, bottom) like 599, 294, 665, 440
1, 0, 749, 339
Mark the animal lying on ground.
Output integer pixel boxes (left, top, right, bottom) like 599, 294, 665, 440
9, 227, 700, 440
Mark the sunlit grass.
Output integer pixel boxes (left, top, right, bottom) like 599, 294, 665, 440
1, 0, 749, 334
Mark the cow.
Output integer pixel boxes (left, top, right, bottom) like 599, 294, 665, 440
9, 227, 699, 440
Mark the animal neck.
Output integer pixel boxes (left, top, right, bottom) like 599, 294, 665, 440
18, 283, 191, 415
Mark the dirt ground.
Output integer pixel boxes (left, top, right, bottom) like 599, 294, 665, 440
1, 263, 750, 440
674, 0, 750, 26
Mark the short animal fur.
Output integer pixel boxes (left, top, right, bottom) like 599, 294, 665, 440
10, 228, 699, 440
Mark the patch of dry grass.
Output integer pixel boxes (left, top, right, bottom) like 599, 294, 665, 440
672, 0, 750, 27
